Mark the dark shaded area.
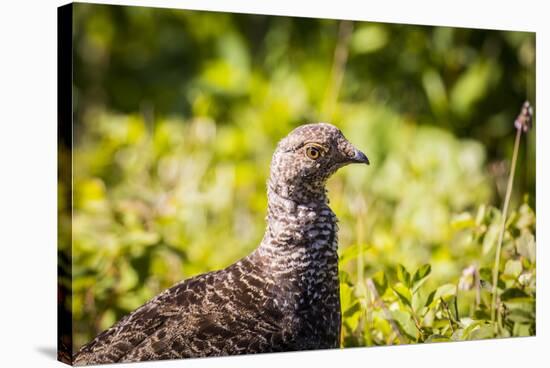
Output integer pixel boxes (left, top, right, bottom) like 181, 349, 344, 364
58, 3, 74, 365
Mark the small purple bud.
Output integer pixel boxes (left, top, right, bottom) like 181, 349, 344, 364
514, 101, 533, 133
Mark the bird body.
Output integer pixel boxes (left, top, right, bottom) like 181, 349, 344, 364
74, 123, 369, 365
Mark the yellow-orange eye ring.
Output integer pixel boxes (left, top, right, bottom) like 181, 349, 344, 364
305, 145, 322, 160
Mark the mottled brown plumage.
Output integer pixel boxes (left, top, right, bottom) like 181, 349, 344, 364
73, 123, 369, 365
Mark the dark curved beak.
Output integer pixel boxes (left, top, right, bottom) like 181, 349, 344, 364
350, 149, 370, 165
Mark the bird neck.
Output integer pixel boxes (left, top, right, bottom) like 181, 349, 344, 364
258, 183, 338, 262
252, 183, 340, 309
267, 171, 328, 204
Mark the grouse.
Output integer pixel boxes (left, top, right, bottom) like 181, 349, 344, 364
74, 123, 369, 365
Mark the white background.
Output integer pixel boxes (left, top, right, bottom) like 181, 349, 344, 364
0, 0, 547, 367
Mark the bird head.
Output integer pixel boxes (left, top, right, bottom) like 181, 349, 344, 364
269, 123, 369, 203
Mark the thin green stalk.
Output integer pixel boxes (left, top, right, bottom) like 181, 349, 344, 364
440, 297, 455, 333
322, 20, 353, 120
490, 128, 522, 334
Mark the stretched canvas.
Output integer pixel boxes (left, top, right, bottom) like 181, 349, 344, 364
58, 2, 536, 365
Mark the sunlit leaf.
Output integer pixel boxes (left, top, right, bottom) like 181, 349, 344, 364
508, 309, 534, 324
372, 271, 388, 296
451, 212, 475, 230
513, 323, 532, 337
422, 69, 448, 116
392, 283, 412, 307
339, 243, 370, 265
450, 60, 499, 118
482, 224, 500, 255
467, 325, 494, 340
516, 232, 536, 263
425, 289, 437, 308
412, 264, 431, 293
503, 260, 522, 279
433, 284, 456, 303
396, 264, 411, 288
391, 310, 417, 340
351, 25, 388, 54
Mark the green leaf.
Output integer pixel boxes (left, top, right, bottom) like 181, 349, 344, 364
512, 323, 532, 337
351, 25, 388, 54
412, 264, 431, 293
482, 224, 500, 255
118, 260, 138, 291
451, 212, 475, 230
450, 60, 498, 118
124, 230, 160, 247
425, 289, 437, 307
344, 301, 362, 317
451, 328, 465, 341
372, 271, 388, 296
468, 325, 494, 340
339, 270, 353, 286
413, 264, 431, 282
412, 291, 425, 314
461, 320, 483, 339
500, 288, 528, 301
503, 299, 535, 314
339, 243, 370, 265
475, 204, 487, 226
396, 264, 411, 288
391, 310, 417, 340
422, 69, 448, 116
516, 232, 536, 263
99, 309, 116, 331
479, 267, 493, 282
392, 282, 412, 307
507, 309, 534, 324
426, 334, 451, 343
503, 260, 523, 279
515, 203, 536, 231
433, 283, 456, 302
343, 302, 362, 331
339, 283, 356, 312
473, 309, 491, 320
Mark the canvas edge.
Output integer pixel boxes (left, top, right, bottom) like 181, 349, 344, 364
58, 2, 74, 366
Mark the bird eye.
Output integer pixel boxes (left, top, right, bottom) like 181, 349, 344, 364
305, 145, 322, 160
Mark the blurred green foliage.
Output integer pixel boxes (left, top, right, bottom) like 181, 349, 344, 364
340, 201, 536, 345
63, 3, 536, 350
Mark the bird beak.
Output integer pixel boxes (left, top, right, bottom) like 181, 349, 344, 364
350, 148, 370, 165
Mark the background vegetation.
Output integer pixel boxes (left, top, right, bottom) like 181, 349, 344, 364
60, 3, 536, 351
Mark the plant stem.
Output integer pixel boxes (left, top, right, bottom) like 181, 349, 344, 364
440, 298, 455, 333
490, 127, 522, 334
322, 20, 353, 120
